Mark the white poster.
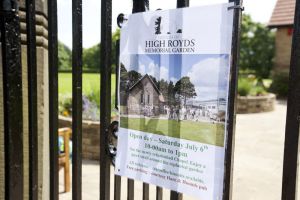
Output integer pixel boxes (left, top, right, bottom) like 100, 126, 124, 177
115, 3, 234, 199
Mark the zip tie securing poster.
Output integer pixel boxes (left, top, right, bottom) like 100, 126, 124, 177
115, 3, 234, 199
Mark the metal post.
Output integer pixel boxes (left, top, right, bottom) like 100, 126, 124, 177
223, 0, 243, 200
132, 0, 149, 13
168, 1, 187, 200
100, 0, 112, 199
72, 0, 83, 198
0, 0, 24, 199
177, 0, 189, 8
25, 0, 38, 199
48, 0, 59, 198
281, 0, 300, 199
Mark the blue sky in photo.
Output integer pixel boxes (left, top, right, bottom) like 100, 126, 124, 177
121, 54, 230, 101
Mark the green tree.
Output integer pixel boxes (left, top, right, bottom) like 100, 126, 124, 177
58, 41, 71, 70
174, 77, 197, 107
240, 14, 275, 80
168, 81, 176, 105
127, 70, 142, 88
83, 44, 101, 70
82, 29, 120, 72
157, 79, 169, 102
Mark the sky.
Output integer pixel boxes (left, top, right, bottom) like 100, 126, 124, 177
58, 0, 278, 49
122, 54, 229, 101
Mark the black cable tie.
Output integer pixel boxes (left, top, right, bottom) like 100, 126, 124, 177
228, 5, 244, 11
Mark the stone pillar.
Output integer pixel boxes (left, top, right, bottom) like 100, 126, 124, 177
0, 0, 49, 199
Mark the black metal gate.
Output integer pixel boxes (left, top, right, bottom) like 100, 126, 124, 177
1, 0, 300, 199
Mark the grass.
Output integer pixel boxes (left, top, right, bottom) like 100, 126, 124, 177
59, 73, 116, 107
120, 117, 225, 147
59, 73, 116, 95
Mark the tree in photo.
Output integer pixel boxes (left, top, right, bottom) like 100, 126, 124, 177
174, 76, 197, 107
240, 14, 275, 81
127, 70, 142, 89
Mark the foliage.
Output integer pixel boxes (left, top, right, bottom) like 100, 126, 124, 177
83, 44, 101, 70
82, 29, 120, 72
58, 73, 117, 120
58, 29, 120, 72
240, 14, 275, 79
238, 78, 252, 96
238, 77, 267, 96
269, 71, 289, 97
59, 94, 72, 117
120, 68, 196, 106
59, 94, 100, 121
58, 41, 72, 70
174, 76, 197, 106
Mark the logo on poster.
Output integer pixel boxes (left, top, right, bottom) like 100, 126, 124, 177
154, 16, 182, 35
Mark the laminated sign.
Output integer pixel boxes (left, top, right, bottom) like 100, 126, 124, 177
115, 3, 234, 199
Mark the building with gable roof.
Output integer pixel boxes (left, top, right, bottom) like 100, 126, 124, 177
269, 0, 296, 72
125, 74, 165, 116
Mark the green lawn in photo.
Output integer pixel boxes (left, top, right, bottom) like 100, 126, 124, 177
120, 117, 225, 147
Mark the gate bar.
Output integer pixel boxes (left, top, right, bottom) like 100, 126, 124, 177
128, 2, 150, 200
25, 0, 38, 199
169, 1, 190, 200
100, 0, 112, 199
0, 0, 24, 199
72, 0, 83, 197
48, 0, 59, 198
223, 0, 243, 199
281, 0, 300, 199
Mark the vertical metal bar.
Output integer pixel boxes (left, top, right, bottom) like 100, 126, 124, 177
169, 1, 189, 199
132, 0, 148, 13
72, 0, 83, 198
156, 187, 163, 200
114, 175, 121, 200
25, 0, 38, 199
223, 0, 243, 200
48, 0, 59, 197
170, 193, 182, 200
176, 0, 189, 8
0, 1, 24, 199
115, 40, 120, 109
142, 183, 149, 200
128, 1, 149, 200
281, 0, 300, 199
127, 179, 134, 200
100, 0, 112, 199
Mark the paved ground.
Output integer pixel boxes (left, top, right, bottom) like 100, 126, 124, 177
60, 101, 287, 200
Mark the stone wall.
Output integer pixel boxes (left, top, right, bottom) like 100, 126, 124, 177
274, 27, 293, 72
59, 117, 101, 160
237, 94, 276, 114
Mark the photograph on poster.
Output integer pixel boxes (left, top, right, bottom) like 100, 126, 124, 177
119, 54, 230, 147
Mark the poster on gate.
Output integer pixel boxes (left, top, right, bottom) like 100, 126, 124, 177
115, 3, 234, 199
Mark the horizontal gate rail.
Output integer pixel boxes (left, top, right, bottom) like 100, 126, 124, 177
0, 0, 24, 199
25, 0, 39, 199
72, 0, 83, 198
48, 0, 59, 198
281, 0, 300, 199
224, 0, 243, 199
